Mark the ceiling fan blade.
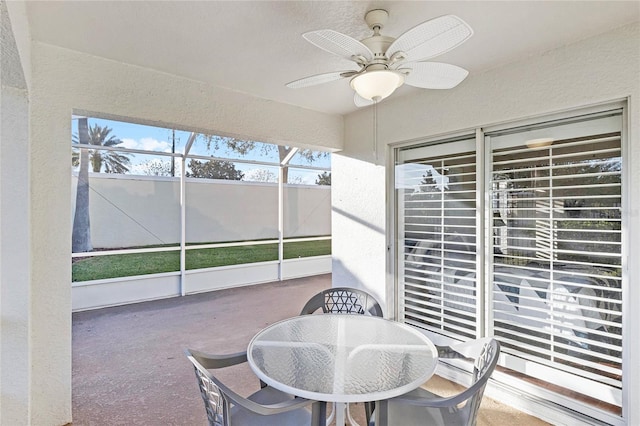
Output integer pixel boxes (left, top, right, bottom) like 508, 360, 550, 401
303, 30, 374, 62
386, 15, 472, 62
402, 62, 469, 89
286, 71, 355, 89
354, 93, 374, 107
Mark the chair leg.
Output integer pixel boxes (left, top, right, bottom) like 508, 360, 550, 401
346, 403, 361, 426
326, 402, 335, 424
375, 400, 388, 426
364, 401, 374, 423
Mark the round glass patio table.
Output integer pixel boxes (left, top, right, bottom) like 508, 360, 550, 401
247, 314, 438, 425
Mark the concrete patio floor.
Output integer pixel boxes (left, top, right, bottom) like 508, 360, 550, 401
72, 273, 548, 425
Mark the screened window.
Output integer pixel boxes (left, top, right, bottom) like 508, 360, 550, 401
71, 116, 332, 281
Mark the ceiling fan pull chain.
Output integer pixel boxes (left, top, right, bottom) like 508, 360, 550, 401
373, 97, 379, 161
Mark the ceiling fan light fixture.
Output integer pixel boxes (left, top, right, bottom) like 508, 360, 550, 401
350, 70, 404, 101
526, 137, 554, 148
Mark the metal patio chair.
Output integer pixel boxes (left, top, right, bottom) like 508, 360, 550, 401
300, 287, 383, 424
369, 338, 501, 426
300, 287, 383, 317
185, 348, 320, 426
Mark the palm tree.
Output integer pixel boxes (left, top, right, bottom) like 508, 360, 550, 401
72, 124, 131, 173
72, 120, 130, 252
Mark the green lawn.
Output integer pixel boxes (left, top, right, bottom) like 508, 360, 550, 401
72, 239, 331, 282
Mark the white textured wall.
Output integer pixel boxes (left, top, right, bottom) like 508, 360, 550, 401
1, 2, 33, 424
0, 24, 31, 426
27, 42, 342, 425
0, 86, 32, 425
70, 174, 331, 248
335, 22, 640, 422
331, 155, 388, 312
56, 43, 343, 151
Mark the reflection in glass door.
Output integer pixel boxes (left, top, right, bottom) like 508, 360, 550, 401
488, 111, 623, 413
395, 137, 478, 340
394, 108, 625, 422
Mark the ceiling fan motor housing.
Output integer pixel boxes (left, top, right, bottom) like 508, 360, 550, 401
361, 35, 395, 62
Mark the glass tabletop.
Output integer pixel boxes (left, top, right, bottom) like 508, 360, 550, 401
247, 314, 438, 403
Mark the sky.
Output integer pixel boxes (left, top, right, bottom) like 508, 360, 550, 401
72, 116, 331, 184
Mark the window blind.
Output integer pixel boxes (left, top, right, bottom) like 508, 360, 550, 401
397, 138, 478, 340
490, 128, 622, 404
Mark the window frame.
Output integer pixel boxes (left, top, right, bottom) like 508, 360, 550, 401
71, 115, 333, 284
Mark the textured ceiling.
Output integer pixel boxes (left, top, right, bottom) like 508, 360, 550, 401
26, 1, 639, 115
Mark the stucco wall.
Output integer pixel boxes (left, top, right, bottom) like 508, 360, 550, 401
1, 2, 31, 423
1, 1, 34, 424
27, 41, 342, 425
71, 174, 331, 248
334, 22, 639, 423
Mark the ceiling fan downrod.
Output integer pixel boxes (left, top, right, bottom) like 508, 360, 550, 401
361, 9, 395, 62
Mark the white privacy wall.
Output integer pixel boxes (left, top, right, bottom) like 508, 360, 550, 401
70, 174, 331, 248
21, 40, 342, 425
335, 22, 639, 423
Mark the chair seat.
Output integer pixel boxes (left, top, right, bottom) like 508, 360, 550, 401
380, 387, 451, 426
369, 339, 501, 426
230, 386, 312, 426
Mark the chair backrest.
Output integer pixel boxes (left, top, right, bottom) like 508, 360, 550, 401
186, 349, 233, 426
437, 338, 501, 426
300, 287, 383, 317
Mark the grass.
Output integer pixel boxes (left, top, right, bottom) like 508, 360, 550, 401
72, 239, 331, 282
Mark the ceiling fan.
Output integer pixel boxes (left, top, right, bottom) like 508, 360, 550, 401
286, 9, 473, 107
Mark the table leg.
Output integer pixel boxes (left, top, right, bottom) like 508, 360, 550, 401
335, 402, 346, 426
311, 401, 327, 426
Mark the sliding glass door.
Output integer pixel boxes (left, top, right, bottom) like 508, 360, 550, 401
394, 108, 624, 421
